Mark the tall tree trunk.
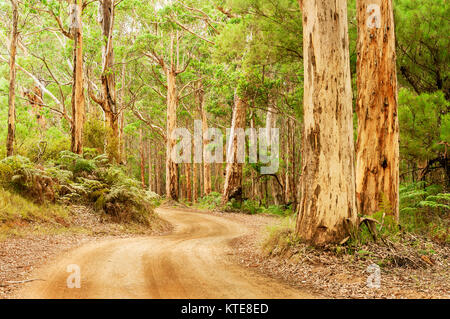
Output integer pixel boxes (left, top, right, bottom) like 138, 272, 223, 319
148, 140, 153, 192
215, 163, 222, 194
222, 93, 247, 205
99, 0, 118, 162
139, 128, 146, 188
199, 82, 212, 196
105, 111, 119, 161
166, 69, 178, 200
6, 0, 18, 157
118, 59, 126, 163
356, 0, 399, 220
284, 118, 292, 203
155, 150, 162, 195
249, 112, 257, 200
192, 135, 198, 203
295, 0, 357, 246
70, 0, 85, 155
25, 86, 45, 130
266, 105, 283, 205
291, 119, 298, 207
185, 162, 192, 202
192, 162, 198, 203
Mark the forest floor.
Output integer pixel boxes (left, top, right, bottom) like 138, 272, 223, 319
226, 213, 450, 299
1, 206, 448, 299
5, 207, 313, 299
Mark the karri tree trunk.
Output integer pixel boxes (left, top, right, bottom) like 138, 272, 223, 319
222, 93, 247, 205
139, 128, 146, 188
199, 82, 212, 196
295, 0, 357, 246
25, 86, 46, 129
148, 140, 153, 192
97, 0, 119, 163
155, 150, 162, 195
356, 0, 399, 220
215, 163, 223, 194
118, 59, 126, 163
266, 105, 283, 205
6, 0, 18, 157
166, 69, 179, 200
284, 118, 293, 203
185, 162, 192, 202
192, 162, 198, 203
70, 0, 85, 155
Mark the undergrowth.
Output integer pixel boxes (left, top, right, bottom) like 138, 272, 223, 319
262, 182, 448, 269
0, 188, 71, 240
196, 192, 293, 216
0, 152, 161, 228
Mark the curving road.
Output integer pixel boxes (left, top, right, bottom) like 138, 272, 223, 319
15, 208, 313, 299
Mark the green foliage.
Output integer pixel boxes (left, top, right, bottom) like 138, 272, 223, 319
399, 182, 449, 242
0, 187, 69, 239
93, 166, 158, 225
0, 156, 55, 203
83, 116, 106, 153
56, 151, 108, 176
241, 200, 293, 216
261, 216, 300, 256
0, 152, 156, 226
395, 0, 449, 98
398, 89, 449, 163
197, 192, 222, 209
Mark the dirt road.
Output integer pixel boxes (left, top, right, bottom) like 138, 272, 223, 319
14, 208, 314, 299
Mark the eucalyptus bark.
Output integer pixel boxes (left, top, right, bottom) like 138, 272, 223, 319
222, 93, 247, 205
118, 59, 126, 163
284, 118, 293, 203
6, 0, 18, 157
25, 86, 45, 129
185, 162, 192, 202
139, 128, 146, 188
166, 70, 178, 200
70, 0, 85, 155
199, 82, 212, 196
192, 162, 198, 203
148, 140, 153, 192
356, 0, 399, 220
99, 0, 119, 162
295, 0, 357, 245
266, 106, 283, 205
215, 163, 223, 194
155, 151, 162, 195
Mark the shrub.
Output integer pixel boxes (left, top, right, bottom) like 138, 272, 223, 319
399, 182, 449, 243
0, 156, 55, 203
197, 192, 222, 209
0, 188, 68, 226
261, 216, 299, 256
56, 151, 108, 177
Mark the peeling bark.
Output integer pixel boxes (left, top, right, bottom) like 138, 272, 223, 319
70, 0, 85, 155
356, 0, 399, 221
6, 0, 18, 157
139, 128, 146, 188
295, 0, 358, 245
222, 93, 247, 205
199, 81, 212, 196
148, 140, 153, 192
166, 69, 178, 200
